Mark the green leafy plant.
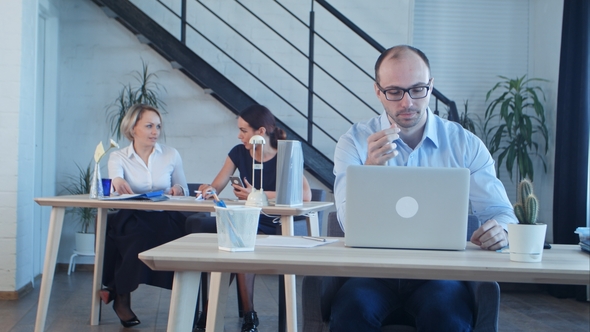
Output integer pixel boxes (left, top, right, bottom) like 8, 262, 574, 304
513, 178, 539, 224
63, 162, 96, 233
458, 100, 481, 135
443, 100, 480, 136
483, 75, 549, 182
106, 60, 167, 140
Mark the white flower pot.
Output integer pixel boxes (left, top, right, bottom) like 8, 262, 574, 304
508, 223, 547, 262
75, 232, 95, 254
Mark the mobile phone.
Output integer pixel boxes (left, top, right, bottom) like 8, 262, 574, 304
229, 176, 244, 187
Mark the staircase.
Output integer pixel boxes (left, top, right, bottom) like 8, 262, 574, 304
90, 0, 459, 190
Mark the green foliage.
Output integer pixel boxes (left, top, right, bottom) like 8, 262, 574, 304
443, 100, 481, 136
63, 162, 96, 233
458, 100, 481, 135
483, 75, 549, 182
513, 178, 539, 224
106, 60, 167, 140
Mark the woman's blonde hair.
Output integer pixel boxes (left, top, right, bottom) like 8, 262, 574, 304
120, 104, 162, 141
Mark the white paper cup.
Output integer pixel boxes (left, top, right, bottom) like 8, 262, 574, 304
214, 206, 261, 251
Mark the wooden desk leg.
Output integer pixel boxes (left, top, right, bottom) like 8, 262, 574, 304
206, 272, 231, 332
90, 208, 108, 325
168, 271, 201, 331
306, 211, 320, 236
34, 207, 65, 332
279, 216, 298, 332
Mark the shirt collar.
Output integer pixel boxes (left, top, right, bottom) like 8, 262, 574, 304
423, 108, 439, 148
127, 142, 161, 158
379, 108, 439, 148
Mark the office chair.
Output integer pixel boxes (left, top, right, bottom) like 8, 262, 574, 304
301, 211, 500, 332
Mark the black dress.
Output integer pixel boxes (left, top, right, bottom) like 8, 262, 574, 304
102, 209, 186, 293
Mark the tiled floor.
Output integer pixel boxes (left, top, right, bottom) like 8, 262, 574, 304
1, 270, 588, 331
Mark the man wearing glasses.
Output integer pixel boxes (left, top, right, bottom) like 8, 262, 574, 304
331, 45, 516, 331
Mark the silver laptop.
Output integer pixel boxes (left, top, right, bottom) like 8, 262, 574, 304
345, 165, 470, 250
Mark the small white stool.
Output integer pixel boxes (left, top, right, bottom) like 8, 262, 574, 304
68, 250, 95, 275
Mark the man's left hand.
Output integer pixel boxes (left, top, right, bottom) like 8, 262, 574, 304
470, 219, 508, 250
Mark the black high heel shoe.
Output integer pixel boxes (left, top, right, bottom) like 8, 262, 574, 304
192, 311, 207, 331
113, 293, 141, 328
241, 311, 259, 332
114, 309, 140, 328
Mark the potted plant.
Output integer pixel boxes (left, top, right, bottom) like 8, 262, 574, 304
483, 75, 549, 182
64, 162, 97, 253
507, 179, 547, 262
106, 60, 167, 141
457, 100, 480, 135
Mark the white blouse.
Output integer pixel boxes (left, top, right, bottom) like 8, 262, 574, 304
108, 143, 188, 196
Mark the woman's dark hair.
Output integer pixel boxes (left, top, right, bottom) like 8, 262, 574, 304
239, 104, 286, 149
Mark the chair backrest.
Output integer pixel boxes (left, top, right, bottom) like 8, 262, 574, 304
311, 188, 327, 202
187, 183, 203, 196
327, 211, 345, 238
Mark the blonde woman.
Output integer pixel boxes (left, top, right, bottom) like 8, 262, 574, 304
101, 104, 188, 327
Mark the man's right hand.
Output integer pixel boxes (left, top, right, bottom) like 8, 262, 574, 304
365, 125, 400, 165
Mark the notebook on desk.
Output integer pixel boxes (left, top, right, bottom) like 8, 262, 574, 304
100, 190, 169, 201
344, 165, 470, 251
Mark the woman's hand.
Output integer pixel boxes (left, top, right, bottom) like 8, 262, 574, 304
198, 184, 216, 199
112, 177, 134, 195
233, 178, 252, 200
169, 184, 184, 196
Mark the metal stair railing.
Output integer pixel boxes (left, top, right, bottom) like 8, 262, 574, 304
92, 0, 461, 189
92, 0, 336, 188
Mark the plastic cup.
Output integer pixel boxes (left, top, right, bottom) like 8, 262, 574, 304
101, 178, 112, 196
214, 206, 261, 251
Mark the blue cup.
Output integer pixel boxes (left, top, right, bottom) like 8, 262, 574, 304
101, 178, 112, 196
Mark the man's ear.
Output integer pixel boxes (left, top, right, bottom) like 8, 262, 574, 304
374, 82, 382, 98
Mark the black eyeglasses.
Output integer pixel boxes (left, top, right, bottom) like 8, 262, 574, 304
376, 79, 432, 101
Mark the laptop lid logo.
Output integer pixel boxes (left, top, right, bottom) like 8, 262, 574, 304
396, 196, 419, 218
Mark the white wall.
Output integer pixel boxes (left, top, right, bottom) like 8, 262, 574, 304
413, 0, 562, 241
50, 0, 414, 265
0, 0, 24, 292
0, 0, 565, 291
16, 0, 40, 292
0, 0, 60, 293
132, 0, 414, 159
54, 0, 234, 264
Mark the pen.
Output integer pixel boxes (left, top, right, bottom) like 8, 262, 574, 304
302, 236, 326, 242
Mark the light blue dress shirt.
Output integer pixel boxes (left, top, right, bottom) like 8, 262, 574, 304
333, 109, 517, 232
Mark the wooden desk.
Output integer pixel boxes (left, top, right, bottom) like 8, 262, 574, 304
33, 195, 332, 332
139, 234, 590, 332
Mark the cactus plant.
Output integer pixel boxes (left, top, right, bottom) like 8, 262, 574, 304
513, 178, 539, 224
